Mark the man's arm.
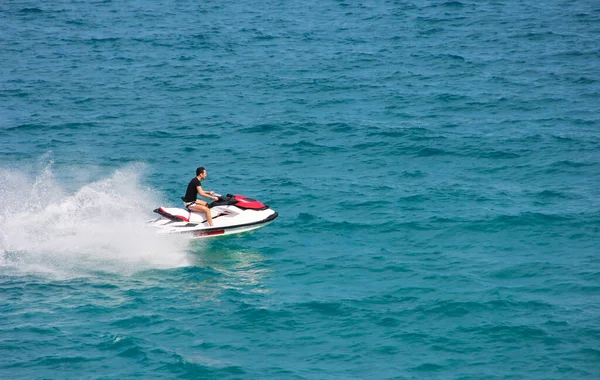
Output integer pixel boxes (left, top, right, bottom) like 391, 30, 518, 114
196, 185, 218, 200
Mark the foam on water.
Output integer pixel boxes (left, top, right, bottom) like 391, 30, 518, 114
0, 162, 191, 277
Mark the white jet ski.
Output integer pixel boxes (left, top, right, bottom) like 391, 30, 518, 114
148, 193, 278, 238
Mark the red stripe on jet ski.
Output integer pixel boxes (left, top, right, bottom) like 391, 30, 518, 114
156, 207, 189, 222
194, 229, 225, 237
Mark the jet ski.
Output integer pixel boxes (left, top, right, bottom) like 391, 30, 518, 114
148, 193, 278, 238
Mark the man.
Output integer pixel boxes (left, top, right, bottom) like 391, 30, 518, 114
182, 167, 219, 226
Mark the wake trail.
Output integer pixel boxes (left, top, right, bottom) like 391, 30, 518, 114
0, 162, 191, 277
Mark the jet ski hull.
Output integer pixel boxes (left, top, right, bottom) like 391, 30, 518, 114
149, 210, 278, 238
148, 194, 278, 239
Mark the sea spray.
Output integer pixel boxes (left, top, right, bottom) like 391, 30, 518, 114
0, 163, 191, 276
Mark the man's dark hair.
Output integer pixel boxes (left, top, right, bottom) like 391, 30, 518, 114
196, 167, 205, 176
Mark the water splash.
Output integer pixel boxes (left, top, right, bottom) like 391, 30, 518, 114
0, 163, 191, 277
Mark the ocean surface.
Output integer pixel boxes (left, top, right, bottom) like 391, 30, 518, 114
1, 0, 599, 378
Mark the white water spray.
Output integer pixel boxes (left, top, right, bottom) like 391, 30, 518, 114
0, 163, 191, 276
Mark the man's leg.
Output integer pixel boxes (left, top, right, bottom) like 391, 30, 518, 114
190, 203, 214, 226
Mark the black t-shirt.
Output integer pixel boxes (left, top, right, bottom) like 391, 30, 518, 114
183, 177, 201, 202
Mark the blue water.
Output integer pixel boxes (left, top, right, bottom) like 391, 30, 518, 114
1, 0, 600, 378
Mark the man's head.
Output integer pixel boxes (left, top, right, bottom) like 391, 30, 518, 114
196, 167, 207, 179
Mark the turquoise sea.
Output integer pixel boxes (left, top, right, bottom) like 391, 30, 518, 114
1, 0, 599, 378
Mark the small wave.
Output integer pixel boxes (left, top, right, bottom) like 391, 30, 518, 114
7, 325, 60, 336
443, 1, 464, 6
458, 324, 549, 342
255, 34, 277, 41
110, 314, 164, 328
283, 140, 343, 154
411, 363, 445, 372
551, 135, 577, 142
233, 303, 292, 325
477, 150, 521, 159
367, 129, 407, 138
296, 212, 316, 222
402, 170, 427, 178
33, 355, 102, 366
367, 264, 412, 274
351, 141, 388, 149
294, 212, 386, 234
551, 160, 595, 168
491, 262, 567, 280
510, 31, 561, 41
8, 122, 98, 132
572, 77, 597, 85
463, 212, 574, 232
415, 147, 456, 157
65, 19, 86, 26
558, 283, 600, 295
407, 134, 448, 142
531, 190, 573, 200
239, 124, 279, 134
328, 122, 354, 133
296, 301, 350, 316
280, 160, 303, 165
158, 353, 246, 377
19, 7, 43, 13
89, 37, 121, 43
419, 28, 444, 36
400, 194, 429, 203
97, 334, 145, 351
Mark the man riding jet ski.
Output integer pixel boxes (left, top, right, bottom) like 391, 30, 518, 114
181, 167, 219, 226
148, 167, 278, 238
